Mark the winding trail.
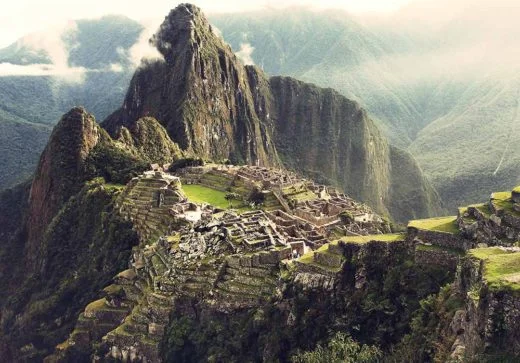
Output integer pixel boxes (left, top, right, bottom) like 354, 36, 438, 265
493, 84, 520, 176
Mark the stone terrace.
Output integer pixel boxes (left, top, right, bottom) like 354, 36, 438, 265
458, 188, 520, 246
49, 165, 391, 362
117, 171, 186, 244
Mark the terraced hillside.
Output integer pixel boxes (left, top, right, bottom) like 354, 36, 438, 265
37, 162, 494, 362
47, 166, 394, 361
28, 157, 520, 362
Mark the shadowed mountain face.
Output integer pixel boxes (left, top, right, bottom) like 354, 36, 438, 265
0, 103, 182, 359
104, 4, 441, 221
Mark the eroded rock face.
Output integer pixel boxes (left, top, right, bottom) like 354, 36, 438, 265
26, 107, 101, 270
103, 3, 441, 221
453, 256, 520, 358
105, 4, 279, 166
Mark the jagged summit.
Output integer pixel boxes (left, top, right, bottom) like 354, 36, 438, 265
151, 3, 224, 63
26, 107, 101, 268
104, 3, 277, 166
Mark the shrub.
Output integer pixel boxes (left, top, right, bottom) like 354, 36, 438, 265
292, 332, 382, 363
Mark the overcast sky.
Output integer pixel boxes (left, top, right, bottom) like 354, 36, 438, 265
0, 0, 418, 48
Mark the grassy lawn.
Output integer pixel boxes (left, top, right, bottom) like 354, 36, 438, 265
338, 233, 405, 244
297, 250, 343, 273
182, 184, 249, 210
491, 191, 511, 201
408, 216, 459, 234
469, 248, 520, 292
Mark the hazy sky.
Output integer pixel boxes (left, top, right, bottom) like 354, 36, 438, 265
0, 0, 416, 48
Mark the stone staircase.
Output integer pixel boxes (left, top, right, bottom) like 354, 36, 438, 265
262, 191, 283, 211
272, 189, 292, 213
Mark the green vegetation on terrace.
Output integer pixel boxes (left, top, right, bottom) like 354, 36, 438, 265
473, 203, 491, 216
408, 216, 459, 234
469, 247, 520, 292
491, 191, 511, 201
469, 247, 507, 259
458, 203, 491, 225
104, 183, 125, 191
490, 191, 520, 216
85, 298, 106, 312
513, 186, 520, 194
182, 184, 250, 211
458, 206, 468, 216
459, 203, 490, 216
338, 233, 405, 244
297, 251, 342, 273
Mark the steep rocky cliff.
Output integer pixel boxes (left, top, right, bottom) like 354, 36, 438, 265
25, 107, 101, 270
265, 76, 441, 220
103, 3, 441, 222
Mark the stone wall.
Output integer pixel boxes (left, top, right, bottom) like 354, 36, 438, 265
408, 228, 472, 251
226, 247, 291, 268
294, 208, 338, 226
313, 250, 343, 267
415, 249, 459, 270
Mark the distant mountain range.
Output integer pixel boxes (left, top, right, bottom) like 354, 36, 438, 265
1, 2, 519, 210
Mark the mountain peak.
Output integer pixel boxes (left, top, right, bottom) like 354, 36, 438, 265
151, 3, 217, 63
26, 107, 101, 270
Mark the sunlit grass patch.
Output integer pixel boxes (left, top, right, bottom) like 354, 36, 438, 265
408, 216, 459, 234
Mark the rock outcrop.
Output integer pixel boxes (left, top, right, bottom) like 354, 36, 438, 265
103, 3, 441, 222
26, 107, 101, 270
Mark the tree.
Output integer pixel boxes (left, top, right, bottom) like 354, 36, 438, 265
225, 193, 241, 208
292, 332, 382, 363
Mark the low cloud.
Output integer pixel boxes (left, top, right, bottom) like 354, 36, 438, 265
129, 20, 164, 67
109, 63, 124, 72
0, 20, 87, 82
236, 43, 255, 65
0, 62, 86, 83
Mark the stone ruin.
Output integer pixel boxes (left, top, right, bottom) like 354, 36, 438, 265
49, 165, 391, 362
175, 164, 388, 248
